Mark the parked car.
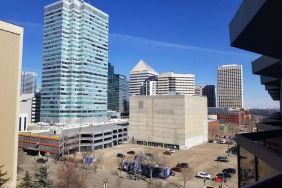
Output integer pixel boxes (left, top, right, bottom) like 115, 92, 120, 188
163, 151, 172, 155
216, 172, 232, 179
215, 156, 229, 162
171, 163, 188, 172
116, 153, 125, 158
167, 149, 175, 153
220, 139, 227, 144
127, 151, 135, 155
36, 158, 48, 164
195, 172, 211, 179
222, 168, 236, 174
171, 167, 182, 172
211, 177, 226, 183
144, 153, 153, 157
176, 162, 189, 168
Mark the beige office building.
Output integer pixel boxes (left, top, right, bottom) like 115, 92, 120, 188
0, 21, 23, 187
129, 95, 208, 150
158, 72, 195, 95
217, 64, 243, 109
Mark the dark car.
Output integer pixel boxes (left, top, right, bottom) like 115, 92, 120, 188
171, 167, 182, 172
36, 158, 48, 164
163, 151, 172, 155
216, 173, 232, 179
215, 156, 229, 162
116, 153, 125, 158
127, 151, 135, 155
176, 162, 189, 168
222, 168, 236, 174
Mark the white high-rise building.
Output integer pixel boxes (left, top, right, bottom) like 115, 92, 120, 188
217, 64, 243, 109
130, 60, 158, 95
41, 0, 109, 124
157, 72, 195, 95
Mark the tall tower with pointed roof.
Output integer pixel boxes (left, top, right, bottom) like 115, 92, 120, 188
130, 60, 158, 95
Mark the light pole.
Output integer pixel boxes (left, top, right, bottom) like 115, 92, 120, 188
103, 178, 108, 188
203, 177, 207, 187
221, 174, 225, 188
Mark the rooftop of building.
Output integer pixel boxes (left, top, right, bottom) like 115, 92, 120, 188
0, 20, 23, 34
22, 118, 129, 136
130, 94, 205, 99
130, 60, 158, 75
218, 64, 242, 68
158, 71, 195, 77
45, 0, 108, 17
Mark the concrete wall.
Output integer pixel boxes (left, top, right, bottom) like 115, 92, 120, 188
0, 21, 23, 187
20, 93, 34, 124
129, 95, 208, 150
184, 96, 208, 149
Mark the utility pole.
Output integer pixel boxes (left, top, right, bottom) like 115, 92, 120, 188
103, 178, 108, 188
221, 174, 225, 188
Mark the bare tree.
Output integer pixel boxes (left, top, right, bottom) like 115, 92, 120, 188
116, 157, 124, 177
228, 124, 239, 137
81, 150, 104, 172
17, 148, 25, 172
246, 119, 256, 133
142, 151, 163, 183
93, 151, 104, 172
115, 175, 122, 188
56, 161, 87, 188
208, 124, 220, 141
181, 167, 194, 188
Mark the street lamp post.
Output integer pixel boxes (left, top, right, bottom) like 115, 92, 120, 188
103, 178, 108, 188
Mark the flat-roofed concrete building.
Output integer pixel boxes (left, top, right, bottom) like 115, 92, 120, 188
20, 92, 41, 124
129, 95, 208, 150
0, 21, 23, 187
158, 72, 195, 95
18, 119, 128, 156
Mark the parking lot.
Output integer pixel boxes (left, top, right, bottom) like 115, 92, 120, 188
18, 143, 237, 188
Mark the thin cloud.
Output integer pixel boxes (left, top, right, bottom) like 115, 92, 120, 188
110, 33, 255, 57
8, 20, 42, 29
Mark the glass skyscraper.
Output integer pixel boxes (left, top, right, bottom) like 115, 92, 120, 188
107, 63, 117, 111
202, 85, 216, 107
115, 74, 129, 114
41, 0, 109, 124
21, 71, 37, 94
108, 63, 129, 114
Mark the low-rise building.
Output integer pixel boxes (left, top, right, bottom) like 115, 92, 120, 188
129, 95, 208, 150
208, 107, 251, 125
18, 119, 128, 157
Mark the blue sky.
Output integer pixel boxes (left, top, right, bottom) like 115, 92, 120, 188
0, 0, 278, 108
